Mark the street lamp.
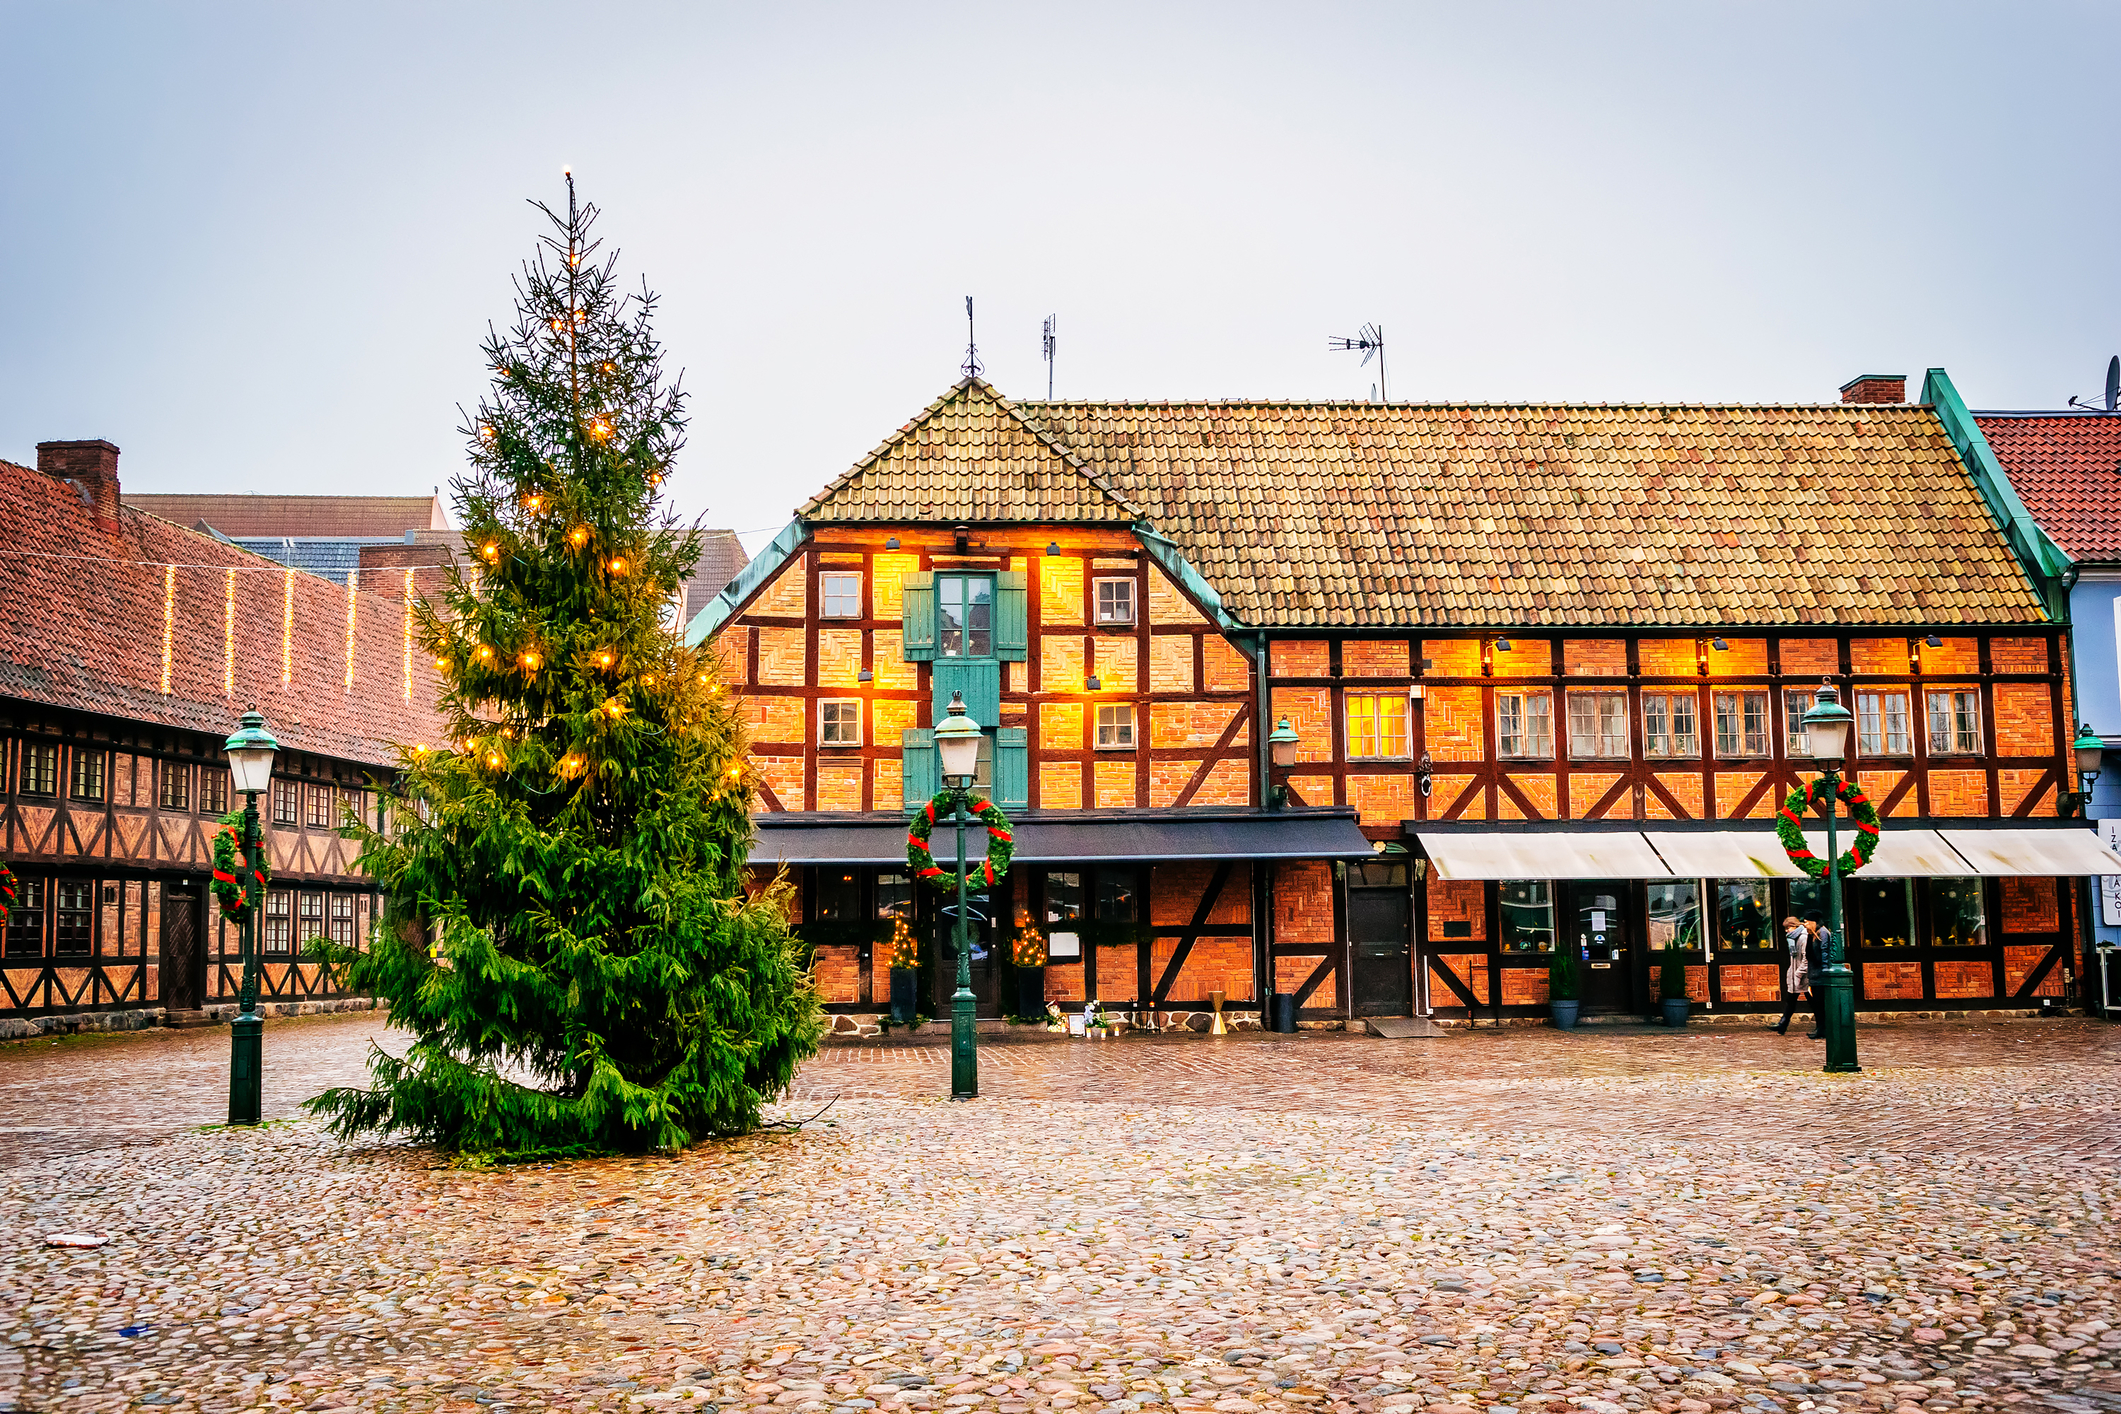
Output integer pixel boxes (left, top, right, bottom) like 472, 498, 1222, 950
1798, 684, 1860, 1075
933, 692, 984, 1100
222, 706, 279, 1123
1266, 717, 1301, 811
2063, 723, 2104, 816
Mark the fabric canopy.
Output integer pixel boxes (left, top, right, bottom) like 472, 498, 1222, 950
1936, 828, 2121, 877
751, 811, 1374, 867
1796, 827, 1970, 879
1416, 831, 1671, 880
1641, 831, 1807, 879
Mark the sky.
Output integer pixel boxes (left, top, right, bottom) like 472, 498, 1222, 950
5, 2, 2117, 553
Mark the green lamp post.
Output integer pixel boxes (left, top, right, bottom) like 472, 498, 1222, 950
1799, 685, 1860, 1074
1266, 717, 1301, 811
222, 706, 280, 1124
2064, 723, 2105, 816
933, 692, 986, 1100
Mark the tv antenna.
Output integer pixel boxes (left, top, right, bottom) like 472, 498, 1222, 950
1329, 323, 1387, 402
1042, 314, 1057, 399
961, 296, 982, 380
2066, 355, 2119, 413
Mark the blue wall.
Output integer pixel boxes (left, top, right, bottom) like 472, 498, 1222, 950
2073, 576, 2121, 956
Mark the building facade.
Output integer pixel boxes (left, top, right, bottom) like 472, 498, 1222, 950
692, 374, 2119, 1029
0, 442, 446, 1034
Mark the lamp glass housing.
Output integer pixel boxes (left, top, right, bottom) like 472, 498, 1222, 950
1267, 716, 1301, 768
222, 708, 280, 796
1801, 689, 1853, 766
933, 692, 983, 783
2073, 725, 2104, 780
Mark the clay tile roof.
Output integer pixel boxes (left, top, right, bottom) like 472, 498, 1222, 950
680, 530, 751, 620
1014, 400, 2042, 629
1, 461, 447, 766
799, 378, 1142, 524
1972, 413, 2121, 563
122, 493, 449, 538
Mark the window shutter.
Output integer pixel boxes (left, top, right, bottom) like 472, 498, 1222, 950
932, 660, 1001, 732
900, 727, 937, 811
901, 572, 936, 661
995, 726, 1028, 812
994, 570, 1028, 661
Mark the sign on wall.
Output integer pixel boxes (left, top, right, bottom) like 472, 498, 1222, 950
2100, 820, 2121, 928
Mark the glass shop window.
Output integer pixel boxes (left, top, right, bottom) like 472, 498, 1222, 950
1345, 693, 1410, 759
1713, 691, 1770, 758
1646, 880, 1702, 954
1349, 857, 1409, 888
199, 767, 230, 816
814, 870, 861, 922
1926, 877, 1987, 947
1499, 880, 1555, 953
1715, 880, 1773, 951
1787, 877, 1827, 933
19, 742, 59, 796
1926, 690, 1982, 756
5, 876, 44, 959
53, 881, 93, 956
328, 894, 357, 946
1567, 691, 1630, 760
937, 575, 993, 659
1095, 870, 1138, 923
1496, 691, 1553, 759
1852, 876, 1915, 948
1044, 871, 1084, 926
69, 748, 105, 802
264, 892, 292, 953
160, 762, 191, 811
1642, 691, 1698, 759
1857, 691, 1911, 757
1784, 689, 1816, 757
819, 571, 863, 619
876, 872, 914, 922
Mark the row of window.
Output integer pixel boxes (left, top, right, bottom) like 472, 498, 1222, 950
815, 571, 1139, 629
1491, 876, 1992, 954
816, 701, 1137, 749
1347, 687, 1987, 762
810, 866, 1141, 928
260, 890, 359, 954
9, 744, 367, 827
3, 879, 364, 959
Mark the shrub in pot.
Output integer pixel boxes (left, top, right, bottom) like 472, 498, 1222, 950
880, 918, 920, 1024
1658, 936, 1691, 1027
1548, 942, 1581, 1030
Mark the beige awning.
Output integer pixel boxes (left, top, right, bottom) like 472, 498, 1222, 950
1936, 828, 2121, 877
1797, 827, 1970, 878
1416, 831, 1671, 881
1642, 831, 1808, 879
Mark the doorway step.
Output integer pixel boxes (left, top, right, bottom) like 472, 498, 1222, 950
162, 1010, 222, 1030
1363, 1016, 1449, 1039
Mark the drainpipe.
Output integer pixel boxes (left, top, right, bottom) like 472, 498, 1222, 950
2054, 564, 2103, 1016
1253, 631, 1275, 1019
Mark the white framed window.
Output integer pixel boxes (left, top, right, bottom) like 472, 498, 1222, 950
1497, 690, 1554, 759
1567, 691, 1630, 760
1713, 690, 1770, 758
1096, 704, 1136, 750
1094, 578, 1136, 626
1344, 692, 1410, 759
1642, 691, 1699, 759
1857, 691, 1911, 756
1784, 689, 1816, 757
820, 572, 862, 619
819, 700, 862, 747
1926, 689, 1982, 755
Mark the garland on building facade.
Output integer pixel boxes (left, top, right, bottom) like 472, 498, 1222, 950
210, 811, 272, 921
0, 861, 14, 910
1776, 777, 1881, 877
906, 790, 1013, 893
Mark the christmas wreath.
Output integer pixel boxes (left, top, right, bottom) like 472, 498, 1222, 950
906, 789, 1013, 894
1776, 776, 1881, 878
210, 811, 272, 922
0, 861, 15, 911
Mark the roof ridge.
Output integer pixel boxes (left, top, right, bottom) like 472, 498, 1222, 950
1017, 399, 1936, 412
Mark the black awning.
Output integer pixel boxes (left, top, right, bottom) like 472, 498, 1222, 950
751, 810, 1373, 867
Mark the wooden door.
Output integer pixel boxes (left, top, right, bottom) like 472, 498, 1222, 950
160, 883, 203, 1011
1348, 857, 1414, 1016
1568, 881, 1633, 1013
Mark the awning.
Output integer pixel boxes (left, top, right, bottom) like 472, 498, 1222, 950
1797, 827, 1971, 878
1416, 831, 1671, 880
1937, 828, 2121, 877
1642, 831, 1807, 879
751, 811, 1375, 867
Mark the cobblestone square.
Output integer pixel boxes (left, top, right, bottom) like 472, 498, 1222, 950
2, 1017, 2117, 1414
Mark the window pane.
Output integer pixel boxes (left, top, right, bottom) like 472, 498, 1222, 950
160, 763, 189, 811
815, 869, 860, 922
1786, 691, 1815, 756
1884, 694, 1909, 754
1345, 694, 1377, 758
1096, 705, 1135, 748
1715, 880, 1772, 951
1378, 694, 1408, 756
1044, 871, 1083, 925
5, 877, 44, 958
876, 872, 914, 921
1926, 877, 1987, 947
966, 578, 992, 657
1645, 696, 1669, 755
200, 767, 229, 815
1647, 881, 1701, 953
938, 576, 964, 656
54, 881, 93, 955
70, 750, 104, 801
1499, 880, 1554, 952
1095, 871, 1137, 922
265, 893, 291, 953
1673, 694, 1697, 754
1853, 876, 1914, 947
821, 573, 861, 617
1526, 693, 1552, 756
1788, 877, 1827, 928
1498, 695, 1522, 754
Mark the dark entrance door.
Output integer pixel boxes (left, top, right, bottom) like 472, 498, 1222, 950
1348, 856, 1413, 1016
160, 883, 203, 1011
933, 892, 1001, 1018
1566, 880, 1633, 1014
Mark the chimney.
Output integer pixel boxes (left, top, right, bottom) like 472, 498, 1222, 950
37, 439, 122, 523
1839, 374, 1906, 405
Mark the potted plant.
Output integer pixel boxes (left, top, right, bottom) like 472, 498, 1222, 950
880, 917, 920, 1025
1010, 911, 1048, 1021
1548, 940, 1580, 1030
1083, 999, 1110, 1039
1658, 934, 1691, 1027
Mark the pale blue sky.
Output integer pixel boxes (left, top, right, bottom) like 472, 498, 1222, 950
4, 2, 2116, 550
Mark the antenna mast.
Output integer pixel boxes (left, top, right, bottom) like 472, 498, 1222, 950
961, 297, 982, 380
1328, 323, 1387, 402
1042, 314, 1057, 399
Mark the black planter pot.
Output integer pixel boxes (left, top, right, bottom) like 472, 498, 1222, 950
1016, 966, 1046, 1021
889, 967, 918, 1024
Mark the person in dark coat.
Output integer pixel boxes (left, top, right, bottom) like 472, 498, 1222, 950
1773, 913, 1825, 1037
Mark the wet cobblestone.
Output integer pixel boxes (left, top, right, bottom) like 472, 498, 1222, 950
0, 1016, 2115, 1413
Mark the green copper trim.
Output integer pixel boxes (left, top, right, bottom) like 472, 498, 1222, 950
684, 520, 807, 646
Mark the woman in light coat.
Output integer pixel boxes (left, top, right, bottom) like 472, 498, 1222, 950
1773, 914, 1821, 1037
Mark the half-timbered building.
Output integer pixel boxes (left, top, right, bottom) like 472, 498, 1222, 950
0, 441, 446, 1033
692, 371, 2118, 1029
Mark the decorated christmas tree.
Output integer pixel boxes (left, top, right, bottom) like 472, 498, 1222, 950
308, 177, 819, 1155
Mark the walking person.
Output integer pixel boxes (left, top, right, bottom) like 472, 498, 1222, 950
1773, 914, 1821, 1037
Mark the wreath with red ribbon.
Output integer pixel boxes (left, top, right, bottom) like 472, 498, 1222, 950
210, 810, 272, 922
1776, 776, 1881, 878
0, 861, 15, 911
906, 789, 1014, 894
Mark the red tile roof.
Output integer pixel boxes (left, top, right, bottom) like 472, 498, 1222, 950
1973, 414, 2121, 563
122, 493, 449, 538
1, 460, 448, 767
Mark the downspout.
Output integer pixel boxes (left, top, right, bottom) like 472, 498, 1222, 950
1253, 630, 1275, 1023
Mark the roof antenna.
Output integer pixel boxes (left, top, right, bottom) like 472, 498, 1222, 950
2065, 355, 2119, 413
1042, 314, 1057, 399
961, 296, 983, 380
1329, 323, 1387, 402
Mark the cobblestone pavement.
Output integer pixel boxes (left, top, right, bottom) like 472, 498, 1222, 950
2, 1016, 2117, 1414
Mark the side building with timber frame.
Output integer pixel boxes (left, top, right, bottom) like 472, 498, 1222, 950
691, 373, 2117, 1029
0, 441, 447, 1035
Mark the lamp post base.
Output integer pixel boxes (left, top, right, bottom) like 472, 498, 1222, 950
1816, 965, 1860, 1074
228, 1010, 264, 1124
950, 987, 978, 1099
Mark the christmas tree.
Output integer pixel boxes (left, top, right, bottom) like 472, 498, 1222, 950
308, 177, 820, 1155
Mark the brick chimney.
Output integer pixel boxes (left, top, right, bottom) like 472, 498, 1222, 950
37, 439, 122, 523
1839, 374, 1906, 405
